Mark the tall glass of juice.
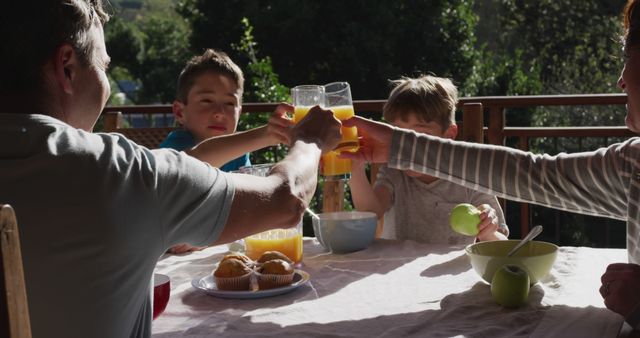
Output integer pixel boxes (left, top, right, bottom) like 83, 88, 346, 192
322, 82, 358, 179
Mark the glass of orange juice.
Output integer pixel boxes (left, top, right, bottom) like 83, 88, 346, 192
291, 85, 325, 123
238, 164, 304, 264
322, 82, 358, 179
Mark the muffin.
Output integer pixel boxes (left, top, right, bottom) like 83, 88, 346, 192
257, 250, 293, 264
221, 253, 254, 267
213, 258, 252, 291
256, 259, 295, 289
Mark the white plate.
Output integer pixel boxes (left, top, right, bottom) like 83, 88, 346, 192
191, 270, 310, 299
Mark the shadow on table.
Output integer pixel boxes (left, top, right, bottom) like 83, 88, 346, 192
420, 252, 470, 278
155, 282, 551, 338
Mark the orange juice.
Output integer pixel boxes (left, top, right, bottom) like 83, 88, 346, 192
330, 105, 359, 152
293, 104, 358, 178
321, 151, 351, 176
244, 230, 303, 263
294, 105, 358, 152
293, 106, 312, 123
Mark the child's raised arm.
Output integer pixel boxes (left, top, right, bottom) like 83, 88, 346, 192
349, 160, 391, 220
186, 104, 294, 167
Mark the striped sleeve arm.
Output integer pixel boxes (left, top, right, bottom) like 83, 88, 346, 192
388, 128, 632, 220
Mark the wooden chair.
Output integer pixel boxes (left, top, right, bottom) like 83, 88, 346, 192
102, 111, 177, 149
1, 204, 32, 338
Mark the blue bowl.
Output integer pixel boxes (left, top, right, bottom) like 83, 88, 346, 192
312, 211, 377, 253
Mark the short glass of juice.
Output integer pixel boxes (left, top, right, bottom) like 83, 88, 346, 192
291, 84, 325, 123
238, 164, 304, 264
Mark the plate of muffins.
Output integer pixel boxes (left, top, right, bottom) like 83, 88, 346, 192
191, 250, 310, 299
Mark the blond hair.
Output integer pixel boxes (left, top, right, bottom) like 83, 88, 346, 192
383, 75, 458, 132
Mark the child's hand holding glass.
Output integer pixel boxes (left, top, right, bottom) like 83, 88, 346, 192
265, 103, 295, 146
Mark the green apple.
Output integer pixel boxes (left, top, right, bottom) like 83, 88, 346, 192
491, 264, 530, 308
449, 203, 481, 236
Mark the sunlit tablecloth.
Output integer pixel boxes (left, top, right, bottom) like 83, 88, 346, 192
152, 238, 626, 337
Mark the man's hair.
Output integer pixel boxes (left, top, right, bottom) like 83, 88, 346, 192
176, 49, 244, 103
0, 1, 109, 102
623, 0, 640, 52
383, 75, 458, 132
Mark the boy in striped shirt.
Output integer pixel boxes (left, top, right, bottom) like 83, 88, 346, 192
349, 75, 508, 244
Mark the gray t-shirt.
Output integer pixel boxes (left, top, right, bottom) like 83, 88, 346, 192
374, 166, 506, 245
0, 114, 234, 338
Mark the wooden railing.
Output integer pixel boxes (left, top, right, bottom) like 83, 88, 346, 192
101, 93, 633, 240
102, 93, 631, 145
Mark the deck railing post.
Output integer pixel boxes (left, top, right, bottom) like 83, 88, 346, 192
322, 178, 344, 213
102, 111, 123, 132
488, 106, 505, 146
518, 136, 531, 238
462, 103, 484, 143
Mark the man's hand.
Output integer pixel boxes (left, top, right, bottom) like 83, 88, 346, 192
600, 263, 640, 324
291, 105, 341, 152
339, 116, 393, 164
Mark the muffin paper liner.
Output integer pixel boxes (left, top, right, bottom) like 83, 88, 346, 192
214, 271, 252, 291
255, 270, 295, 290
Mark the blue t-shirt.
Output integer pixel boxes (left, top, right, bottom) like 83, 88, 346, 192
159, 129, 251, 172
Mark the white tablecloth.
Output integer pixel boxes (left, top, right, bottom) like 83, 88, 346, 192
152, 238, 626, 337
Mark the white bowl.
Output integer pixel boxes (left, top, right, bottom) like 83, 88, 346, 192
312, 211, 377, 253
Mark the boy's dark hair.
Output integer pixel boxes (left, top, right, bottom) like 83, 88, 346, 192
383, 75, 458, 132
0, 1, 109, 105
176, 49, 244, 103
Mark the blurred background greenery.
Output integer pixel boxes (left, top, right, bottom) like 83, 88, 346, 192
104, 0, 629, 246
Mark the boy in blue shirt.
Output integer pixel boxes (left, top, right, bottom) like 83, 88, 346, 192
162, 49, 292, 253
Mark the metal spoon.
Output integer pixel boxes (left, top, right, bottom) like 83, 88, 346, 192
507, 225, 543, 257
305, 208, 320, 220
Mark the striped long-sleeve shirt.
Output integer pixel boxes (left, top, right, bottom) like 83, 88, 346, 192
388, 128, 640, 264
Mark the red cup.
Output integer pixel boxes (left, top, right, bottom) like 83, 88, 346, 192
153, 273, 170, 320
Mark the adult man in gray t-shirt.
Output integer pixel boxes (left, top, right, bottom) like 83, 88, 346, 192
0, 2, 342, 337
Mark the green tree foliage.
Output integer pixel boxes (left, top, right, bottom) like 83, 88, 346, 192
105, 16, 141, 75
104, 16, 142, 105
105, 0, 192, 104
232, 18, 290, 104
495, 0, 626, 130
135, 14, 193, 103
499, 0, 624, 94
495, 0, 628, 158
178, 0, 481, 100
232, 17, 290, 164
